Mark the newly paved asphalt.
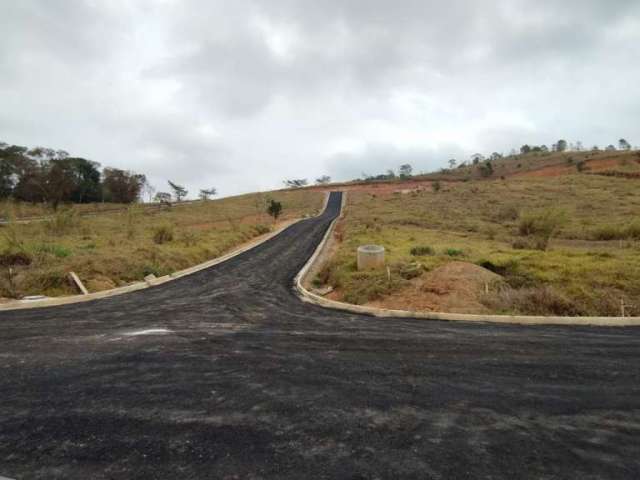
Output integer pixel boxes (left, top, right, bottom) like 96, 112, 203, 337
1, 192, 640, 479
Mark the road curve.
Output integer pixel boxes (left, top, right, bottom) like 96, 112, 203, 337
1, 192, 640, 479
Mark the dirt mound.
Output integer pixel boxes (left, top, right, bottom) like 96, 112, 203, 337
368, 261, 504, 314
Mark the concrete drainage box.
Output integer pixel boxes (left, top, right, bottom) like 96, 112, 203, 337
357, 244, 385, 270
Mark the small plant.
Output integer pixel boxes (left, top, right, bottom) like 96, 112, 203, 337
254, 224, 271, 235
125, 205, 139, 239
152, 225, 174, 244
44, 209, 77, 236
267, 199, 283, 222
432, 180, 441, 192
494, 204, 520, 222
518, 208, 568, 250
445, 248, 464, 257
410, 245, 435, 256
397, 262, 424, 280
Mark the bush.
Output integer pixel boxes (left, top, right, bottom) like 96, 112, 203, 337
494, 204, 520, 222
518, 208, 567, 250
511, 238, 532, 250
591, 225, 625, 241
396, 262, 424, 280
44, 209, 78, 236
591, 222, 640, 241
482, 285, 582, 316
445, 248, 464, 257
152, 225, 174, 244
254, 224, 271, 235
410, 245, 435, 256
627, 222, 640, 239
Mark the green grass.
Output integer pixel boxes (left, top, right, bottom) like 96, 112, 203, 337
0, 190, 324, 298
322, 174, 640, 316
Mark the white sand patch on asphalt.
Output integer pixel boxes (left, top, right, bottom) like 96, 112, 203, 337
122, 328, 173, 336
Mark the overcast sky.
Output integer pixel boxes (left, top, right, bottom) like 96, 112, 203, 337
1, 0, 639, 198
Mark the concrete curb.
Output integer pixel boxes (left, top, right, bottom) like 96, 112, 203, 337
294, 193, 640, 327
0, 194, 329, 312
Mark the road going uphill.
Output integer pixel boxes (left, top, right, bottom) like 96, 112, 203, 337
1, 192, 640, 479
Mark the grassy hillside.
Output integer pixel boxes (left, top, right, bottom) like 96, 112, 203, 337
0, 190, 324, 299
314, 172, 640, 317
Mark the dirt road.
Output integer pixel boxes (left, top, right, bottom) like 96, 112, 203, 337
1, 192, 640, 479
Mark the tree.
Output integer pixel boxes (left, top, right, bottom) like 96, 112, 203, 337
471, 153, 484, 165
556, 139, 568, 152
490, 152, 503, 161
520, 145, 531, 154
606, 144, 617, 152
478, 161, 494, 178
28, 158, 77, 210
284, 179, 308, 188
267, 199, 282, 222
398, 164, 413, 178
315, 175, 331, 185
66, 157, 101, 203
103, 168, 146, 203
168, 181, 188, 202
619, 138, 631, 151
199, 188, 217, 201
448, 159, 457, 169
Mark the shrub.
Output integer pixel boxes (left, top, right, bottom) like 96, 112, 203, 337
591, 225, 625, 241
627, 222, 640, 239
152, 225, 174, 244
396, 262, 424, 280
518, 208, 567, 250
482, 285, 582, 316
410, 245, 435, 256
494, 204, 520, 222
590, 223, 640, 241
44, 209, 78, 236
445, 248, 464, 257
511, 238, 532, 250
254, 224, 271, 235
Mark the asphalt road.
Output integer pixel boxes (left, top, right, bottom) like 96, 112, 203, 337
2, 192, 640, 480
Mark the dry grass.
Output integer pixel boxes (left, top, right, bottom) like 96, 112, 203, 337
0, 190, 323, 298
320, 172, 640, 316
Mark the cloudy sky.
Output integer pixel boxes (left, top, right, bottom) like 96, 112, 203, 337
1, 0, 639, 198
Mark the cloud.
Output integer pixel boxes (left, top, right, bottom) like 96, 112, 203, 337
1, 0, 639, 197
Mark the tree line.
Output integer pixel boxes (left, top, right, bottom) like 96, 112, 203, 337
0, 141, 147, 209
0, 141, 220, 208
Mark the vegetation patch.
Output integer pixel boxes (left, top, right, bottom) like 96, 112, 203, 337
323, 170, 640, 316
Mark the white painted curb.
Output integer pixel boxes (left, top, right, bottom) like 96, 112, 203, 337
294, 193, 640, 327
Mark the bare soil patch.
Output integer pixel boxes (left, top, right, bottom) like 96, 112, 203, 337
368, 261, 503, 314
